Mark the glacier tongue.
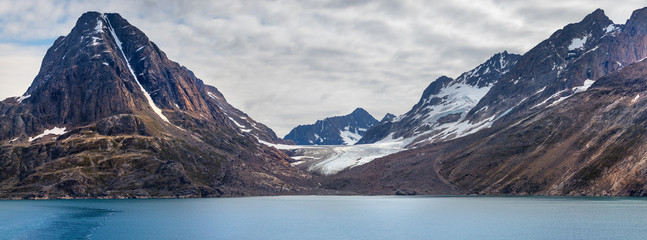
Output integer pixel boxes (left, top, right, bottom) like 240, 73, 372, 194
103, 15, 170, 124
258, 138, 406, 175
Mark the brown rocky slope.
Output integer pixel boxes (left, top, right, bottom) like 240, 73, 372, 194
0, 12, 313, 199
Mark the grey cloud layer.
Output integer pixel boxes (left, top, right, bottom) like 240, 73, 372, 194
0, 0, 644, 135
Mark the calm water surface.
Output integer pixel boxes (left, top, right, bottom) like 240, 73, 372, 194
1, 196, 646, 239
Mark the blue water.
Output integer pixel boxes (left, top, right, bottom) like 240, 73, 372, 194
1, 196, 646, 239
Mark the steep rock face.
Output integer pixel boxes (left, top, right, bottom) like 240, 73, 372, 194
466, 8, 647, 129
358, 51, 520, 146
0, 12, 312, 199
0, 12, 286, 145
284, 108, 378, 145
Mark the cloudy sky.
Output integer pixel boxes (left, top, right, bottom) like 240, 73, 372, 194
0, 0, 645, 136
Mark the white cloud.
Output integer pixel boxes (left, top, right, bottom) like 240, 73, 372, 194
0, 0, 645, 136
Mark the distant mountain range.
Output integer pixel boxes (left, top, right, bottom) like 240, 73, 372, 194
284, 108, 378, 145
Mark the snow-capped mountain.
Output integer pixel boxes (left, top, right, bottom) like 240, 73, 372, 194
0, 12, 312, 199
358, 51, 521, 146
465, 8, 647, 128
284, 108, 378, 145
325, 7, 647, 197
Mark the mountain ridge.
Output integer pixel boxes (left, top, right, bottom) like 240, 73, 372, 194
358, 51, 521, 146
284, 108, 378, 145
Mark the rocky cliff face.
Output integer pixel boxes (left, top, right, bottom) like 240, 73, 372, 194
358, 51, 520, 146
284, 108, 378, 145
0, 12, 311, 199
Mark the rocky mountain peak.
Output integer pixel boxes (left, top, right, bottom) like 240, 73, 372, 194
357, 51, 520, 145
0, 12, 310, 198
380, 113, 396, 122
582, 8, 608, 23
455, 51, 521, 87
625, 7, 647, 36
284, 108, 378, 145
418, 76, 453, 102
350, 108, 371, 117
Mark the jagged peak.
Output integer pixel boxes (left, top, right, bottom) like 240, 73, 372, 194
351, 107, 370, 116
380, 113, 396, 122
452, 51, 521, 88
582, 8, 609, 23
625, 7, 647, 36
540, 8, 614, 53
419, 75, 453, 100
489, 50, 520, 64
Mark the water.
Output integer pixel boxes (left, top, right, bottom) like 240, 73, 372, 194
1, 196, 646, 239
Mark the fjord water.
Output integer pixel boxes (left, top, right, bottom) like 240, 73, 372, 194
1, 196, 646, 239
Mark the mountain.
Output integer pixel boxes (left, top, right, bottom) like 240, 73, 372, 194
379, 113, 396, 122
323, 7, 647, 196
358, 51, 521, 146
284, 108, 378, 145
464, 8, 647, 129
0, 12, 312, 199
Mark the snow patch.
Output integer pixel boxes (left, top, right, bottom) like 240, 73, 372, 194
548, 96, 570, 107
227, 116, 245, 128
94, 19, 104, 33
16, 95, 30, 103
29, 127, 67, 142
535, 86, 546, 95
632, 94, 640, 104
135, 46, 145, 52
102, 62, 109, 66
573, 79, 595, 93
604, 24, 620, 34
495, 108, 514, 121
105, 15, 170, 124
568, 35, 588, 51
339, 129, 362, 145
223, 112, 253, 133
207, 92, 219, 100
90, 37, 102, 46
533, 89, 569, 109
